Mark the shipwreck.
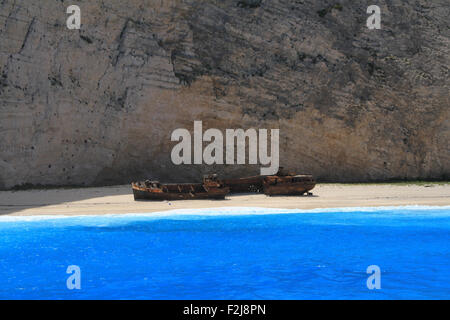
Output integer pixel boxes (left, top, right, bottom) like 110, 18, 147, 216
132, 174, 229, 201
132, 169, 315, 201
221, 168, 315, 196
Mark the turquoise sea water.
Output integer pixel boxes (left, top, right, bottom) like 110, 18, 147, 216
0, 206, 449, 299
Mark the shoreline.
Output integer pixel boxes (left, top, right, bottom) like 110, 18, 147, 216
1, 205, 450, 222
0, 183, 449, 217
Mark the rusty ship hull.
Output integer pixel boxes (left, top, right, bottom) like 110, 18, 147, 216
132, 171, 315, 201
220, 175, 264, 193
132, 184, 229, 200
132, 176, 229, 201
221, 173, 315, 196
262, 175, 315, 196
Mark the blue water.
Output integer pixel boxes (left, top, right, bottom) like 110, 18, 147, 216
0, 206, 449, 299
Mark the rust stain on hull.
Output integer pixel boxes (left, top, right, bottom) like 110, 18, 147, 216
262, 175, 316, 196
132, 170, 316, 201
132, 175, 229, 201
222, 174, 316, 196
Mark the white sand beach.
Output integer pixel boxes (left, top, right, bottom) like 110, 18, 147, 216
0, 183, 449, 216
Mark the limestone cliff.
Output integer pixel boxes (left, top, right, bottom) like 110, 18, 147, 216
0, 0, 449, 189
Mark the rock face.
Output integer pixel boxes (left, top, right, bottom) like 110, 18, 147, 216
0, 0, 449, 189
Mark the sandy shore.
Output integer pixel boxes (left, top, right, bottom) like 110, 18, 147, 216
0, 183, 448, 216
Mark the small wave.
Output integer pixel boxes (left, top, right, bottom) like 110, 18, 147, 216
0, 205, 449, 223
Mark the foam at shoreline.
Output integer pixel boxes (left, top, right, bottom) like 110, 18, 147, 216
0, 205, 449, 223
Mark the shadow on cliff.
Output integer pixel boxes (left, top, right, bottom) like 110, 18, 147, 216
0, 185, 132, 216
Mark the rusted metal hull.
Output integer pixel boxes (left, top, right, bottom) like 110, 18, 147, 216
263, 181, 315, 196
132, 172, 316, 200
131, 182, 229, 201
220, 176, 263, 193
221, 174, 316, 196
